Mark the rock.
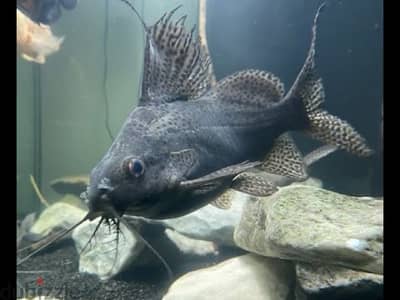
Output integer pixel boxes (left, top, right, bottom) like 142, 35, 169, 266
234, 185, 383, 274
50, 175, 89, 196
30, 198, 87, 236
17, 212, 36, 248
292, 177, 323, 188
58, 193, 87, 209
126, 223, 236, 277
295, 263, 383, 300
28, 197, 155, 280
163, 254, 295, 300
142, 177, 323, 247
165, 229, 219, 256
152, 191, 250, 246
71, 217, 144, 281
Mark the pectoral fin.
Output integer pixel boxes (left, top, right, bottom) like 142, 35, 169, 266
179, 161, 261, 190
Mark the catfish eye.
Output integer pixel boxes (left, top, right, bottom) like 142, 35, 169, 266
127, 159, 145, 177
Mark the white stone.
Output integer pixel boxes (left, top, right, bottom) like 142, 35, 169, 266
72, 218, 144, 280
165, 229, 219, 256
292, 177, 323, 188
346, 239, 369, 252
156, 191, 250, 246
30, 200, 87, 236
163, 254, 295, 300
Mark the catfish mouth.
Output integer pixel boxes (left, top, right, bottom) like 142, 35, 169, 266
84, 189, 121, 220
18, 186, 172, 278
84, 178, 144, 219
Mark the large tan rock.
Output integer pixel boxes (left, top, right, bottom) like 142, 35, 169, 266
234, 185, 383, 274
295, 262, 383, 298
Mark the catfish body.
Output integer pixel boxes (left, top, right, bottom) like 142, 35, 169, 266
89, 85, 306, 218
86, 4, 372, 221
17, 3, 373, 273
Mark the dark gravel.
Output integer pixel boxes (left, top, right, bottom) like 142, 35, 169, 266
17, 225, 245, 300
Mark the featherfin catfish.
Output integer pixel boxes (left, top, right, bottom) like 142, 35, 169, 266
18, 3, 372, 268
85, 2, 372, 220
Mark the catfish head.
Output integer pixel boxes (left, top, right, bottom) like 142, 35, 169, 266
86, 134, 186, 220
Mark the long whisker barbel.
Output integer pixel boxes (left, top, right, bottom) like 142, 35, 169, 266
109, 208, 174, 280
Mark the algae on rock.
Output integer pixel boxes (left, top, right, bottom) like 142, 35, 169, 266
234, 185, 383, 274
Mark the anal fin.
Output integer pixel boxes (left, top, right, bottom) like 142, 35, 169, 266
232, 172, 278, 197
260, 133, 308, 180
210, 189, 234, 210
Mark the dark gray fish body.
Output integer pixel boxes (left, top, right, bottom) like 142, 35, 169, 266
89, 89, 306, 218
86, 4, 372, 221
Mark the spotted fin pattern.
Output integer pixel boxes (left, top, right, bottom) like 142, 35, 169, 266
232, 172, 278, 197
210, 189, 234, 210
260, 134, 307, 180
141, 6, 214, 104
285, 3, 372, 157
205, 69, 285, 107
307, 111, 373, 157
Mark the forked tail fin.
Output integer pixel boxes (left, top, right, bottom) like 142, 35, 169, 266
286, 3, 373, 157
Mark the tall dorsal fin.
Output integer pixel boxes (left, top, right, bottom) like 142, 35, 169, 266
140, 6, 215, 104
204, 69, 285, 106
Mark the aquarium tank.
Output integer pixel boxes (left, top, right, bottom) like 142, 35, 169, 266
17, 0, 382, 299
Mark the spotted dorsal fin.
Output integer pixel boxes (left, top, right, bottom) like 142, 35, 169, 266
204, 69, 285, 106
140, 6, 214, 104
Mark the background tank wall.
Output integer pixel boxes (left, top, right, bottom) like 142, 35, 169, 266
17, 59, 36, 216
206, 0, 383, 196
17, 0, 200, 216
39, 0, 145, 203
